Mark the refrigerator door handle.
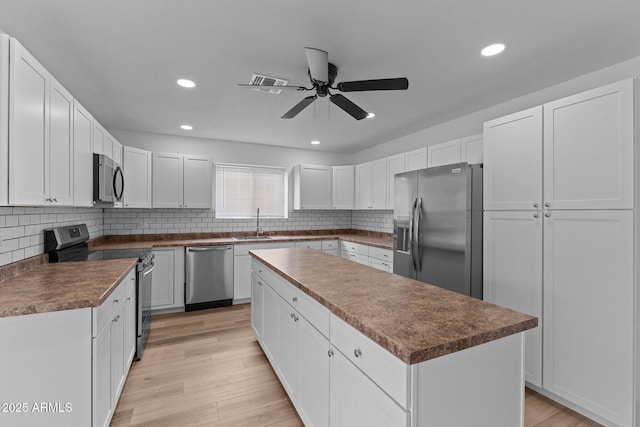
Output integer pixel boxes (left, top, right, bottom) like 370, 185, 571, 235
413, 197, 422, 272
409, 197, 418, 271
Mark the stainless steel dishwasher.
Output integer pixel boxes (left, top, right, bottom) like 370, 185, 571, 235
185, 245, 234, 311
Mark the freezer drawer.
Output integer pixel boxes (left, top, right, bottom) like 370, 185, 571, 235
185, 246, 234, 311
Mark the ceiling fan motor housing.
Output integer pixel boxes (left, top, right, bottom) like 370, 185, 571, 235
308, 63, 338, 97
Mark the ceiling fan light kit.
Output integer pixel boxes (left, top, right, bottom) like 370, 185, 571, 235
238, 47, 409, 120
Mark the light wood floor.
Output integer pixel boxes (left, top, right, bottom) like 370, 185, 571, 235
112, 305, 601, 427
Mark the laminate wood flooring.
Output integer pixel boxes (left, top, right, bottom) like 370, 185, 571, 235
111, 304, 601, 427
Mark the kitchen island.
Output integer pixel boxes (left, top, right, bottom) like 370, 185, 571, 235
250, 247, 537, 427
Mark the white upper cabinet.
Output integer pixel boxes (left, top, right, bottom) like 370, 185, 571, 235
123, 146, 152, 208
427, 139, 461, 168
72, 100, 93, 207
93, 120, 106, 156
0, 35, 8, 205
8, 38, 50, 206
355, 159, 386, 210
543, 79, 634, 210
48, 77, 74, 206
405, 147, 427, 171
112, 140, 123, 166
460, 134, 483, 164
483, 106, 543, 211
183, 155, 213, 208
293, 164, 332, 210
332, 165, 354, 209
386, 153, 405, 209
152, 152, 183, 208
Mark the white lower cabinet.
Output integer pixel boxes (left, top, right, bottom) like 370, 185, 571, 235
297, 315, 330, 427
233, 242, 294, 303
250, 273, 264, 340
150, 247, 184, 311
262, 281, 279, 363
124, 272, 137, 367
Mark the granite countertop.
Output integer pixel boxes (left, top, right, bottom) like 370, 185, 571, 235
90, 233, 393, 250
250, 248, 538, 365
0, 259, 138, 318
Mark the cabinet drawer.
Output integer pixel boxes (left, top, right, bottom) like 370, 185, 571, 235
340, 241, 368, 256
330, 314, 409, 409
321, 240, 338, 250
368, 246, 392, 262
369, 258, 393, 272
294, 240, 322, 250
93, 280, 126, 337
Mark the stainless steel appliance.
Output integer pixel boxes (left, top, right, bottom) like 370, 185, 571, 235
393, 162, 483, 298
93, 153, 124, 204
44, 224, 154, 359
185, 246, 233, 311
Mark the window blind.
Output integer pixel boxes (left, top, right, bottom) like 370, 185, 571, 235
215, 163, 287, 218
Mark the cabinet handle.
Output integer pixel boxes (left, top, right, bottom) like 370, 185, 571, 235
258, 269, 262, 273
533, 213, 539, 219
294, 315, 299, 322
52, 198, 58, 203
328, 349, 334, 357
292, 296, 298, 302
533, 203, 539, 208
258, 281, 263, 286
113, 314, 120, 322
291, 313, 295, 319
544, 212, 551, 218
113, 299, 119, 304
544, 202, 551, 207
126, 297, 131, 301
354, 348, 362, 358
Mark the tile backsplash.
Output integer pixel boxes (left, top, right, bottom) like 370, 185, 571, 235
352, 210, 394, 234
0, 206, 103, 266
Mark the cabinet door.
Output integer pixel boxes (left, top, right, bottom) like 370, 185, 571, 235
277, 296, 298, 397
150, 249, 175, 308
262, 283, 279, 364
124, 272, 137, 367
355, 162, 372, 209
183, 155, 212, 208
123, 146, 152, 208
483, 106, 542, 210
386, 153, 405, 209
460, 133, 483, 164
483, 211, 542, 386
9, 38, 49, 205
297, 317, 330, 427
48, 78, 74, 205
152, 152, 183, 208
297, 164, 332, 209
103, 132, 114, 161
543, 79, 634, 210
543, 210, 633, 426
427, 139, 461, 167
371, 158, 387, 209
72, 100, 93, 206
332, 165, 354, 209
233, 254, 252, 301
330, 346, 408, 427
93, 121, 105, 155
405, 147, 427, 171
110, 303, 125, 402
92, 323, 112, 427
251, 273, 264, 340
113, 141, 123, 166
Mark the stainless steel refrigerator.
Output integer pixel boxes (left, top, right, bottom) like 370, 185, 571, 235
393, 162, 483, 298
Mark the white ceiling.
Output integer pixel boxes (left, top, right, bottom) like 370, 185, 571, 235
1, 1, 640, 153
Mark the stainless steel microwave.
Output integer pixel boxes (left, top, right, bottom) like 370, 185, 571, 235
93, 153, 124, 204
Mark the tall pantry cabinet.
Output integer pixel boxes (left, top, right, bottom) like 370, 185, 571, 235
483, 79, 637, 427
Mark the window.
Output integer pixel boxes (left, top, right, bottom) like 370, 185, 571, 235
215, 163, 288, 218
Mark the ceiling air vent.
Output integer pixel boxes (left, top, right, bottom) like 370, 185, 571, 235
249, 74, 289, 94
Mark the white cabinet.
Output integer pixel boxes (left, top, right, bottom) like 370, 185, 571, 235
73, 100, 94, 207
321, 239, 339, 256
427, 139, 461, 168
386, 153, 406, 209
483, 211, 542, 387
123, 146, 152, 208
93, 314, 112, 427
297, 314, 330, 427
124, 273, 136, 367
543, 80, 634, 210
262, 281, 279, 363
150, 247, 184, 311
276, 295, 299, 396
0, 35, 8, 205
355, 158, 386, 210
293, 164, 332, 209
48, 78, 74, 205
93, 120, 106, 155
483, 106, 543, 211
294, 240, 322, 250
460, 133, 483, 164
332, 165, 355, 209
112, 140, 123, 166
153, 152, 213, 208
543, 210, 633, 426
405, 147, 427, 171
251, 273, 264, 340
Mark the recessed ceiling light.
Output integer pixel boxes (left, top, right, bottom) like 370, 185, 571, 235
481, 43, 506, 57
310, 140, 320, 145
177, 79, 196, 88
366, 112, 376, 119
180, 125, 193, 130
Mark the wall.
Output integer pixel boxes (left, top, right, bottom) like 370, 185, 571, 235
0, 206, 103, 266
352, 55, 640, 163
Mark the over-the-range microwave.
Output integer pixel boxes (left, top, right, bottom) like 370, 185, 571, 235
93, 153, 124, 205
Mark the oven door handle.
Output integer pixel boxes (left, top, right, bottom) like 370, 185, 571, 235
142, 264, 156, 277
187, 246, 232, 252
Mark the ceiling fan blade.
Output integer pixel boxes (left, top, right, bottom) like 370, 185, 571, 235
336, 77, 409, 92
330, 94, 368, 120
237, 83, 308, 91
281, 95, 318, 119
304, 47, 329, 83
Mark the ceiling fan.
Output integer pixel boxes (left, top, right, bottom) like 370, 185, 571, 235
237, 47, 409, 120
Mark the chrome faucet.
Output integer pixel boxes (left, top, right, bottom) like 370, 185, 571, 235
256, 208, 261, 236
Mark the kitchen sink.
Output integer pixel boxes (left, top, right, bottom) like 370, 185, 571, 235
232, 236, 272, 241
